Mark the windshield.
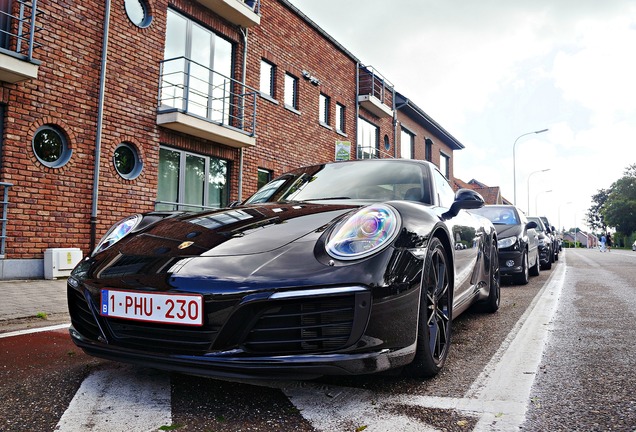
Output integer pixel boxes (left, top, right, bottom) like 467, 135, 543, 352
473, 206, 519, 225
244, 160, 431, 204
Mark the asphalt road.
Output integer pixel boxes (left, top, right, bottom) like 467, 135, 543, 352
3, 248, 632, 431
523, 247, 636, 431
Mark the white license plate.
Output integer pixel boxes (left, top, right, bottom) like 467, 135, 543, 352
100, 289, 203, 326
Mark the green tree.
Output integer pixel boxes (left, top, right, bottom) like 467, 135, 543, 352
586, 188, 608, 232
602, 164, 636, 236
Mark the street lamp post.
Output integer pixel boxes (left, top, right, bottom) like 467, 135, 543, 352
527, 168, 551, 214
513, 128, 549, 205
535, 190, 552, 215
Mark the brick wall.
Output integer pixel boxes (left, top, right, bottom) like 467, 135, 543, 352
0, 0, 455, 267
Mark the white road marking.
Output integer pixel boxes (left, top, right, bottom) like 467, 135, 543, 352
0, 323, 70, 339
54, 365, 171, 432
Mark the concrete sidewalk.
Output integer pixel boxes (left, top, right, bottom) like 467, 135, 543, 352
0, 279, 69, 329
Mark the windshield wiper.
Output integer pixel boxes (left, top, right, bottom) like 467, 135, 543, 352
304, 196, 351, 201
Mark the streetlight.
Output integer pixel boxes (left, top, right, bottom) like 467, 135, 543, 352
535, 190, 552, 215
513, 128, 549, 205
527, 168, 551, 214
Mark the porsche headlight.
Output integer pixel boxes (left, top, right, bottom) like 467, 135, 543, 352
326, 204, 400, 260
498, 236, 517, 249
93, 214, 142, 255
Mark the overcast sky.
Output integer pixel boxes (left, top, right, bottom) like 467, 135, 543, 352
288, 0, 636, 232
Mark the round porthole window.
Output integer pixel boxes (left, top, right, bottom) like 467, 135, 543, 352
124, 0, 152, 28
32, 125, 72, 168
114, 142, 143, 180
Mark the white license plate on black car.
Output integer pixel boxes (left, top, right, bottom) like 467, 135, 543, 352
100, 289, 203, 326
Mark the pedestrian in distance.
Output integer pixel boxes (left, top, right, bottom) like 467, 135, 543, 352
606, 232, 612, 252
600, 234, 606, 252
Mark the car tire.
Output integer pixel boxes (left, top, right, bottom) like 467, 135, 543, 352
541, 254, 552, 270
405, 237, 452, 378
549, 246, 555, 263
513, 250, 529, 285
554, 249, 559, 261
529, 250, 540, 276
482, 239, 500, 313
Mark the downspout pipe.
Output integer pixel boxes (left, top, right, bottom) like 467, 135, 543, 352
238, 27, 249, 202
355, 62, 359, 159
90, 0, 111, 252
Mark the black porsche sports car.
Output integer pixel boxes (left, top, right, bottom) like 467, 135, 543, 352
68, 159, 500, 379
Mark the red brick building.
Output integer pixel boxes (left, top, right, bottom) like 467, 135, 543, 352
0, 0, 464, 279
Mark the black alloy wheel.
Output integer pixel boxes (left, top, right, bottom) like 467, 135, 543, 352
406, 237, 452, 378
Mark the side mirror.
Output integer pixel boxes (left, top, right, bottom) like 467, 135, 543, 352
441, 188, 485, 220
526, 221, 538, 229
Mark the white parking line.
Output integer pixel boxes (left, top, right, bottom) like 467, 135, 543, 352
0, 323, 70, 339
55, 365, 172, 432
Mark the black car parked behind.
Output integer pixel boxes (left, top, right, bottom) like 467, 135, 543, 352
472, 205, 540, 285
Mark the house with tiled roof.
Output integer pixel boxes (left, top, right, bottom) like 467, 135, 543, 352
452, 178, 512, 205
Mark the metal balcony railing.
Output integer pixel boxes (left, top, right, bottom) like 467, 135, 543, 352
358, 65, 394, 107
0, 0, 43, 61
158, 56, 258, 137
0, 182, 13, 258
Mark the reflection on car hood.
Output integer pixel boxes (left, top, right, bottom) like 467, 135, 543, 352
114, 202, 357, 258
493, 224, 523, 238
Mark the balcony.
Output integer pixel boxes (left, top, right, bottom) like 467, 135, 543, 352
194, 0, 261, 28
0, 0, 42, 83
158, 57, 257, 149
357, 65, 394, 118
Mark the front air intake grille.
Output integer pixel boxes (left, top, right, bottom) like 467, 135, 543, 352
67, 287, 101, 340
106, 320, 219, 355
242, 294, 364, 354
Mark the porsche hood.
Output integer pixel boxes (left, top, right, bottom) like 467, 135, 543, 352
104, 202, 358, 259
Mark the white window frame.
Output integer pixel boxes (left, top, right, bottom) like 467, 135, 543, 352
284, 73, 298, 110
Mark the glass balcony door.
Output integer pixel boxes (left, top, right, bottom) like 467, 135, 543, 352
162, 9, 233, 125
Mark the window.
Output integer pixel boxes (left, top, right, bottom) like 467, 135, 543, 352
440, 152, 450, 179
124, 0, 152, 28
335, 103, 345, 133
114, 143, 143, 180
319, 93, 330, 125
432, 168, 455, 208
257, 168, 272, 190
157, 147, 229, 211
162, 10, 233, 123
284, 73, 298, 110
425, 138, 433, 162
260, 59, 275, 98
0, 105, 4, 169
32, 125, 72, 168
357, 117, 378, 159
0, 0, 11, 49
400, 128, 414, 159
